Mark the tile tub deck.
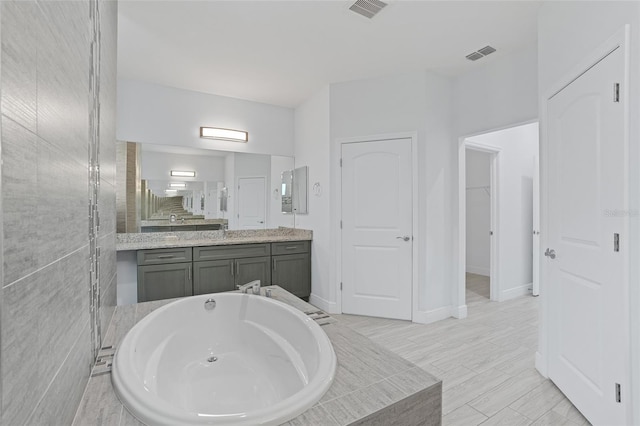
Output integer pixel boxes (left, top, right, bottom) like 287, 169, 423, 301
73, 286, 442, 425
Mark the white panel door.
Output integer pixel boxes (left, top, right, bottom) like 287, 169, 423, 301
238, 177, 266, 229
342, 138, 412, 320
547, 46, 628, 425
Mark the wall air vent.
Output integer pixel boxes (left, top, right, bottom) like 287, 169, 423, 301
349, 0, 388, 19
466, 45, 497, 61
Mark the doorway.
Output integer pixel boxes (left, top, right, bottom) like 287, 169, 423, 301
457, 122, 539, 317
465, 149, 494, 305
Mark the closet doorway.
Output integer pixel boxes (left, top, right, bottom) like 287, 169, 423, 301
457, 122, 539, 318
465, 149, 495, 304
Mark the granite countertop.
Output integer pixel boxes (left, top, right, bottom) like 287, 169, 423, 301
73, 287, 442, 426
116, 228, 312, 251
140, 219, 228, 227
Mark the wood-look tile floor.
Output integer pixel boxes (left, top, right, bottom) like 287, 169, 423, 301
333, 273, 592, 426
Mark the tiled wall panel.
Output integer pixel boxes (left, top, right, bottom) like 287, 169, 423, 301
0, 0, 117, 424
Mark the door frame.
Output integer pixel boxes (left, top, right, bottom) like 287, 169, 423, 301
335, 132, 419, 320
457, 139, 501, 318
537, 25, 632, 423
236, 175, 267, 229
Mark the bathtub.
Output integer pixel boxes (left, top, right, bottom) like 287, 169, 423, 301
112, 293, 336, 425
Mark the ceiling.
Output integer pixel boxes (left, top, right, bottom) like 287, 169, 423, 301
118, 1, 540, 108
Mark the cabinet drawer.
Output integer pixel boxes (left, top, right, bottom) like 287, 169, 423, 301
137, 247, 193, 265
194, 244, 271, 261
271, 241, 310, 256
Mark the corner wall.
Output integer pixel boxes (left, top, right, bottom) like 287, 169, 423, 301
295, 71, 455, 321
0, 1, 117, 424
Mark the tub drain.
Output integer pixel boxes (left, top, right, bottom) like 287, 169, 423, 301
207, 356, 218, 363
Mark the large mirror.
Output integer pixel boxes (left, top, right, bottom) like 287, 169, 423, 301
116, 142, 295, 233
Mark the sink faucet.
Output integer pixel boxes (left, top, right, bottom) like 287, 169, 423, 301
222, 223, 228, 238
237, 280, 261, 295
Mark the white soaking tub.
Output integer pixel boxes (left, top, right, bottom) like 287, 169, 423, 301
112, 293, 336, 426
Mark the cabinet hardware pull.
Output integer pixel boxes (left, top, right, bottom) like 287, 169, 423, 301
188, 267, 191, 281
285, 246, 297, 250
230, 260, 234, 277
236, 261, 239, 275
157, 255, 175, 259
273, 258, 276, 271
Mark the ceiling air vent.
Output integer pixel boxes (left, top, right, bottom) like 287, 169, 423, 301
465, 45, 497, 61
349, 0, 388, 19
466, 52, 484, 61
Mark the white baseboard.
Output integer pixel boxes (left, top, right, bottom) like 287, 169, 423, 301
309, 293, 339, 314
413, 305, 453, 324
452, 304, 467, 319
535, 351, 548, 377
500, 283, 532, 301
466, 265, 490, 276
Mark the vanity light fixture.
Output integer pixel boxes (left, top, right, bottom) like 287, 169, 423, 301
170, 170, 196, 177
200, 127, 248, 142
165, 189, 178, 193
169, 183, 186, 188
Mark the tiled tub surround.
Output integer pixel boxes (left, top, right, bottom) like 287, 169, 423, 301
1, 0, 118, 424
73, 287, 442, 425
117, 228, 312, 251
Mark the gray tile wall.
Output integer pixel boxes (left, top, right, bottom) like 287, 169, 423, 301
0, 1, 117, 424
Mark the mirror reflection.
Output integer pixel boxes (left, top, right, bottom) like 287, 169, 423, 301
116, 142, 295, 233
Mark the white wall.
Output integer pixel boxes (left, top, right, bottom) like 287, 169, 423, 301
454, 43, 538, 137
293, 86, 332, 307
537, 3, 640, 422
468, 123, 538, 300
117, 78, 295, 156
465, 150, 491, 276
452, 43, 539, 317
326, 70, 454, 321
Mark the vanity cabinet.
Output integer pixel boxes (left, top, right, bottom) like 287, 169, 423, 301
193, 244, 271, 295
271, 241, 311, 299
137, 248, 193, 302
134, 241, 310, 302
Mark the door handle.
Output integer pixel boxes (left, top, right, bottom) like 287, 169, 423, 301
544, 248, 556, 259
396, 236, 410, 242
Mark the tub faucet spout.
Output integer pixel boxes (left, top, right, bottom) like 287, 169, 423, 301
237, 280, 261, 295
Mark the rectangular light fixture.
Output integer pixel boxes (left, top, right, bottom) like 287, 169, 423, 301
200, 127, 248, 142
170, 170, 196, 177
165, 189, 178, 193
169, 183, 186, 188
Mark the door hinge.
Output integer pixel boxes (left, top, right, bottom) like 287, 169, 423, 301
340, 220, 342, 229
340, 282, 343, 291
614, 233, 620, 252
614, 83, 620, 102
615, 383, 622, 403
339, 158, 342, 167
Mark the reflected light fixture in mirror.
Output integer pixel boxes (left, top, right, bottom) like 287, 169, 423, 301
169, 182, 186, 188
200, 126, 248, 142
171, 170, 196, 177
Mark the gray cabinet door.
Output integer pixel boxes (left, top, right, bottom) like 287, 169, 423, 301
137, 263, 192, 302
272, 253, 311, 298
236, 256, 271, 287
193, 260, 235, 295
